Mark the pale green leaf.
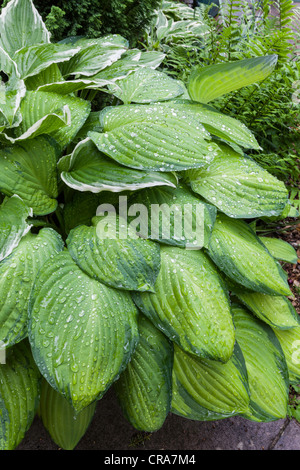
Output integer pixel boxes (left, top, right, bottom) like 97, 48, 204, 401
259, 236, 298, 264
188, 55, 278, 103
272, 326, 300, 385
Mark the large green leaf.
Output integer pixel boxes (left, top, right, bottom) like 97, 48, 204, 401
183, 144, 288, 218
28, 251, 139, 412
89, 102, 218, 172
232, 304, 289, 422
0, 0, 50, 58
188, 55, 277, 103
0, 340, 41, 450
39, 379, 97, 450
259, 236, 298, 264
66, 214, 161, 292
107, 68, 184, 104
208, 213, 291, 296
132, 246, 235, 362
171, 343, 250, 421
152, 99, 260, 150
234, 290, 300, 330
0, 71, 26, 127
272, 326, 300, 385
128, 183, 216, 249
0, 195, 32, 262
0, 228, 64, 348
0, 135, 59, 215
25, 63, 64, 91
114, 314, 173, 432
61, 138, 178, 193
14, 90, 91, 150
14, 43, 80, 80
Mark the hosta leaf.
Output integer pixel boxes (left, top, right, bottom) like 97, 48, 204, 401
272, 326, 300, 385
25, 63, 64, 91
0, 195, 32, 262
0, 340, 41, 450
14, 43, 80, 80
0, 74, 26, 127
89, 103, 218, 172
171, 343, 250, 421
149, 100, 260, 150
15, 90, 91, 150
39, 379, 97, 450
234, 290, 300, 330
232, 304, 289, 422
183, 144, 288, 218
188, 55, 277, 103
132, 246, 235, 362
107, 68, 184, 104
128, 183, 216, 249
36, 78, 115, 95
28, 251, 139, 412
0, 135, 59, 215
0, 228, 64, 348
1, 104, 71, 143
0, 0, 50, 58
61, 138, 177, 193
208, 214, 291, 296
60, 40, 127, 78
114, 315, 173, 432
66, 214, 161, 292
259, 236, 298, 264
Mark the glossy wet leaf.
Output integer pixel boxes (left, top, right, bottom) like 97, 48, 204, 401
0, 228, 64, 347
208, 213, 291, 296
114, 315, 173, 432
0, 135, 59, 215
171, 343, 250, 421
0, 340, 41, 450
107, 68, 184, 104
233, 304, 289, 422
61, 138, 177, 193
0, 195, 32, 262
128, 183, 216, 249
272, 326, 300, 385
67, 213, 161, 292
132, 246, 235, 362
184, 144, 288, 219
259, 236, 298, 264
89, 102, 218, 172
28, 251, 139, 412
39, 379, 97, 450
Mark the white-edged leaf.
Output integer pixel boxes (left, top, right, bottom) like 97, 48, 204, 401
61, 138, 177, 193
0, 195, 32, 262
0, 0, 50, 57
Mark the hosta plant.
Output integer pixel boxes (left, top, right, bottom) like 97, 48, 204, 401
0, 0, 299, 450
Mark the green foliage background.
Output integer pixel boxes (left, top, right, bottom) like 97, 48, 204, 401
1, 0, 161, 44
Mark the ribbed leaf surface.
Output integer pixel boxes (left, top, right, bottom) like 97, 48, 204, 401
114, 315, 173, 432
0, 135, 59, 215
208, 214, 291, 296
28, 251, 139, 412
184, 144, 288, 218
233, 304, 289, 422
171, 343, 250, 421
133, 246, 235, 362
259, 236, 298, 264
272, 326, 300, 385
89, 102, 218, 172
188, 55, 277, 103
67, 214, 161, 292
39, 379, 97, 450
128, 183, 216, 249
0, 340, 41, 450
61, 138, 177, 193
0, 195, 32, 262
0, 228, 64, 347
